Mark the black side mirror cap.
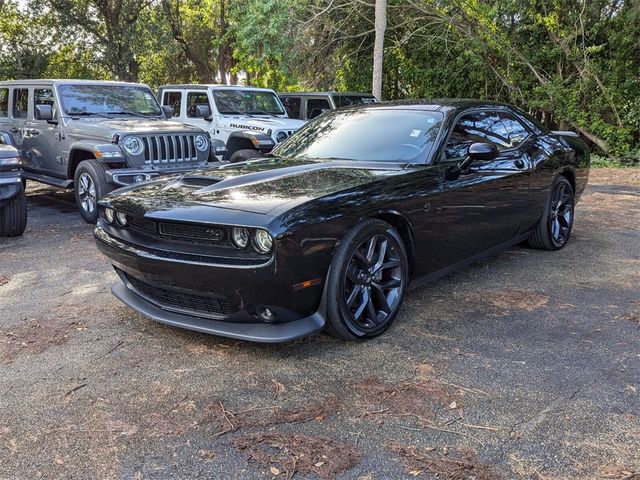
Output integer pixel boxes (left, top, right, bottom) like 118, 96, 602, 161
35, 104, 53, 121
468, 142, 498, 161
161, 105, 174, 119
194, 104, 213, 121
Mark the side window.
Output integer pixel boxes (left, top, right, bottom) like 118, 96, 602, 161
496, 112, 530, 148
163, 91, 182, 117
306, 98, 331, 119
12, 88, 29, 119
444, 111, 512, 159
186, 92, 210, 118
0, 88, 8, 117
281, 96, 301, 119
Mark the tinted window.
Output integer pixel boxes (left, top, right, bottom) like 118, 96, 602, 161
273, 108, 443, 163
0, 89, 8, 117
332, 94, 377, 108
163, 91, 182, 117
187, 92, 210, 118
306, 98, 331, 119
212, 89, 284, 115
58, 84, 161, 116
444, 110, 529, 159
34, 88, 55, 119
12, 89, 29, 118
281, 96, 301, 119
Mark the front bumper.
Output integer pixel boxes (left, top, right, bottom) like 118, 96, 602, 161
94, 226, 327, 342
105, 163, 209, 187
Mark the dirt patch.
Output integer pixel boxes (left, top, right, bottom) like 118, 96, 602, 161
600, 466, 640, 479
0, 320, 73, 364
581, 192, 640, 229
456, 290, 549, 313
0, 275, 10, 287
589, 168, 640, 186
233, 432, 362, 479
389, 443, 504, 479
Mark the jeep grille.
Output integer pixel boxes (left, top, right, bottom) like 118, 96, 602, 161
140, 135, 198, 164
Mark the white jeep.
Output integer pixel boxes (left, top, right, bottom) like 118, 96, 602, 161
158, 85, 305, 162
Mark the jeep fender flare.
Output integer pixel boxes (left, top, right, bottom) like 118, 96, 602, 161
224, 131, 275, 160
68, 140, 126, 179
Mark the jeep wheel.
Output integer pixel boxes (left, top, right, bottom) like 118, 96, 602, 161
0, 187, 27, 237
229, 149, 263, 163
74, 159, 111, 224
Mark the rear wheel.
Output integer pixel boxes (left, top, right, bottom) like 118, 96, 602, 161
528, 176, 574, 250
74, 159, 111, 224
229, 149, 263, 163
325, 219, 409, 340
0, 187, 27, 237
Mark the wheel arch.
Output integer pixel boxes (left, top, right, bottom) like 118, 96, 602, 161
557, 167, 576, 194
224, 132, 274, 160
67, 148, 97, 180
369, 210, 416, 276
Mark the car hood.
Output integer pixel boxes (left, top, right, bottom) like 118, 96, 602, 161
106, 157, 403, 219
66, 118, 204, 139
218, 116, 305, 134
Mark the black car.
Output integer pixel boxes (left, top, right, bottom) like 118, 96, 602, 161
94, 100, 590, 342
0, 144, 26, 237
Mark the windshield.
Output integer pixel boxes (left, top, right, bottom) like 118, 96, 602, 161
272, 108, 443, 163
332, 94, 378, 108
58, 84, 162, 117
212, 89, 285, 115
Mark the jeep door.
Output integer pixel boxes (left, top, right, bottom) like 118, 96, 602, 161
184, 90, 214, 134
8, 87, 28, 158
22, 86, 65, 177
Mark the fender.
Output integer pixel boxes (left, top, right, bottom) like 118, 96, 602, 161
226, 131, 275, 152
68, 140, 126, 177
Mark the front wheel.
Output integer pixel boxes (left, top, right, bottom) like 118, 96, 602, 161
528, 175, 575, 250
325, 219, 409, 340
229, 149, 263, 163
0, 187, 27, 237
74, 159, 111, 224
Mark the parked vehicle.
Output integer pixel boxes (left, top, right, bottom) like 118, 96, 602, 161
158, 84, 305, 163
94, 100, 590, 342
278, 91, 378, 120
0, 144, 26, 237
0, 80, 212, 223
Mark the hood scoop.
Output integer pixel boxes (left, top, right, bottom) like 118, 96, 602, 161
178, 176, 224, 189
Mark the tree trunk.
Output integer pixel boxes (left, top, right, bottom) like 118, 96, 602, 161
372, 0, 386, 99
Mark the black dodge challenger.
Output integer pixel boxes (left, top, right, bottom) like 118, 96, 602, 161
94, 100, 589, 342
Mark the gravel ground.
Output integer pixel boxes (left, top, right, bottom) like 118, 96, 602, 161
0, 168, 638, 480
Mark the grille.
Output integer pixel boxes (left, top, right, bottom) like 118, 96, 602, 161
159, 222, 226, 243
127, 215, 157, 236
140, 134, 198, 164
126, 273, 231, 316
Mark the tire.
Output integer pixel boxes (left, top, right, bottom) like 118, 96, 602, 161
74, 159, 111, 224
528, 175, 575, 250
0, 187, 27, 237
229, 149, 263, 163
325, 219, 409, 340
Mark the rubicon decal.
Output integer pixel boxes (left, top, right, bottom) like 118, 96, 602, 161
229, 124, 268, 132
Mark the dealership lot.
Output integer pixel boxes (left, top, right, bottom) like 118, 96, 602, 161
1, 170, 638, 479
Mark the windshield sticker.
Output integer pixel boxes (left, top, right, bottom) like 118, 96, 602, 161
410, 129, 421, 137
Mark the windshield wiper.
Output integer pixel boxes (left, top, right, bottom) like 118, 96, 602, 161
248, 110, 281, 117
66, 111, 111, 119
106, 111, 156, 118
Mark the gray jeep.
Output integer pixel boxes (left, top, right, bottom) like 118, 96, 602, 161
0, 144, 26, 236
0, 80, 212, 223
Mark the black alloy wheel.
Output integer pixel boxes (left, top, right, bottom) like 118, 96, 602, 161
325, 219, 408, 340
528, 175, 575, 250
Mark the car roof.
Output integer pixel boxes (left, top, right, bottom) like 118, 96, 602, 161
0, 79, 149, 88
279, 91, 375, 96
336, 98, 517, 114
160, 84, 276, 93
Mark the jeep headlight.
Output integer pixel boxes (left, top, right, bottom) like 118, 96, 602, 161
254, 229, 273, 253
275, 131, 288, 143
122, 136, 144, 156
194, 134, 209, 152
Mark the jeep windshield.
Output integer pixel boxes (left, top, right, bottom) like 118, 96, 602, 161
272, 108, 443, 163
58, 84, 162, 117
212, 89, 285, 116
332, 94, 378, 108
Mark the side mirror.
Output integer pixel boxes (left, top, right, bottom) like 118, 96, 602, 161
458, 142, 498, 171
35, 104, 53, 121
194, 104, 212, 121
161, 105, 174, 119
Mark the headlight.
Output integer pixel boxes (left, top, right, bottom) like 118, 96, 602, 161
104, 207, 115, 224
122, 136, 144, 156
254, 229, 273, 253
194, 134, 209, 152
116, 211, 128, 226
275, 131, 288, 143
231, 227, 250, 248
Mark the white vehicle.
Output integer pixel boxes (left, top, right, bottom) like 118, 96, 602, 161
158, 85, 305, 163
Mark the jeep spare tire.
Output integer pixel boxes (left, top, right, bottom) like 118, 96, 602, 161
229, 149, 263, 163
74, 159, 111, 224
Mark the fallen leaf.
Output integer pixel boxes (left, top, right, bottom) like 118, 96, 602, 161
449, 401, 457, 409
270, 466, 281, 475
271, 379, 286, 397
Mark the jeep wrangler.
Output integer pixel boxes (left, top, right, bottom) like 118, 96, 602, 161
0, 80, 212, 223
0, 144, 26, 237
278, 92, 378, 120
158, 85, 305, 163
